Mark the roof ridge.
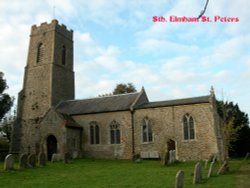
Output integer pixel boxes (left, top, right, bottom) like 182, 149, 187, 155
62, 92, 140, 103
149, 95, 210, 104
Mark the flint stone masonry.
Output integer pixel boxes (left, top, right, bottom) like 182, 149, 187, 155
193, 162, 202, 184
38, 153, 46, 166
4, 154, 14, 171
28, 154, 36, 167
19, 153, 28, 169
207, 162, 215, 178
175, 170, 184, 188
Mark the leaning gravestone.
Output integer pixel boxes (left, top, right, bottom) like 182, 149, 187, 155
244, 152, 249, 160
217, 160, 229, 175
207, 162, 214, 178
28, 154, 36, 167
38, 152, 46, 166
4, 154, 14, 171
175, 170, 184, 188
19, 153, 28, 169
193, 162, 202, 184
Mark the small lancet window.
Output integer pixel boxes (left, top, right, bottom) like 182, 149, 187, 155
142, 117, 153, 143
110, 120, 121, 144
37, 43, 44, 63
90, 121, 100, 144
183, 114, 195, 140
61, 45, 66, 65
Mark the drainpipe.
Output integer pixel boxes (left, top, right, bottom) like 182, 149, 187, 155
131, 110, 135, 158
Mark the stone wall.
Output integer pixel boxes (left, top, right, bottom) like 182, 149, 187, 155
72, 111, 133, 159
134, 103, 220, 161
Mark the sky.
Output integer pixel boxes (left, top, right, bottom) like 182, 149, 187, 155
0, 0, 249, 117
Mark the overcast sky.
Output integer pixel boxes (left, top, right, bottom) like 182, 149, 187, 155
0, 0, 249, 117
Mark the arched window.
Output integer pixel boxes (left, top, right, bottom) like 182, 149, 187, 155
183, 114, 195, 140
110, 120, 120, 144
142, 117, 153, 143
61, 45, 66, 65
37, 43, 44, 63
90, 121, 100, 144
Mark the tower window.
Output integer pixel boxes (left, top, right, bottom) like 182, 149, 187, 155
90, 121, 100, 144
110, 120, 121, 144
62, 45, 66, 65
183, 114, 195, 140
37, 43, 44, 63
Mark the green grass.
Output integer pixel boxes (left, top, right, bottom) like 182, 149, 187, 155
0, 159, 245, 188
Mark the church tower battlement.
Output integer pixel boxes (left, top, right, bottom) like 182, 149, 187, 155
11, 19, 75, 154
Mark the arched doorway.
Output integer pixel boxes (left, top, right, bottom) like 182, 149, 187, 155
167, 139, 176, 152
47, 135, 57, 161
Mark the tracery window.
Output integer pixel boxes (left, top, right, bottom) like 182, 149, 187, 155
110, 120, 120, 144
61, 45, 66, 65
142, 117, 153, 143
90, 121, 100, 144
37, 43, 44, 63
183, 114, 195, 140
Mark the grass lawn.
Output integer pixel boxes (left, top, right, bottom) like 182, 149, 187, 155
0, 158, 246, 188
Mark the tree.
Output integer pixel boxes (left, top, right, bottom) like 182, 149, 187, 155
0, 72, 14, 121
217, 100, 250, 157
113, 83, 137, 95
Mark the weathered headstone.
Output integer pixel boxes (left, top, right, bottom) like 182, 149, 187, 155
173, 150, 176, 162
28, 154, 36, 167
244, 152, 249, 160
51, 153, 63, 162
19, 153, 28, 169
169, 150, 173, 164
204, 160, 208, 169
64, 152, 71, 164
193, 162, 202, 184
161, 152, 169, 166
207, 162, 214, 178
217, 160, 229, 175
175, 170, 184, 188
4, 154, 14, 171
38, 152, 46, 166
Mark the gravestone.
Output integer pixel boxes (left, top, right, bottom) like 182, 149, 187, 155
51, 153, 63, 162
217, 160, 229, 175
173, 150, 176, 162
64, 152, 71, 164
169, 150, 173, 164
244, 152, 249, 160
212, 155, 217, 163
207, 162, 214, 178
38, 152, 46, 166
19, 153, 28, 169
4, 154, 14, 171
28, 154, 36, 167
204, 160, 208, 169
193, 162, 202, 184
175, 170, 184, 188
161, 152, 168, 166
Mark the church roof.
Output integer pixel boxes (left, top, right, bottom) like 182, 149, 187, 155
136, 95, 210, 109
56, 92, 142, 115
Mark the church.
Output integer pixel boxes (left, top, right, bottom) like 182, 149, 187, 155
10, 20, 225, 161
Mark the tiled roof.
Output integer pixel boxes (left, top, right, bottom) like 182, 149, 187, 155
56, 92, 141, 115
136, 95, 210, 109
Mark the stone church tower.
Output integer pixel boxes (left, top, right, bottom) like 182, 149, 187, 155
11, 20, 74, 154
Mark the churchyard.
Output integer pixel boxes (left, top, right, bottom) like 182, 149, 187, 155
0, 157, 249, 188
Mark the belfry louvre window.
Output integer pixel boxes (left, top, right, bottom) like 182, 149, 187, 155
142, 117, 153, 143
37, 43, 44, 63
90, 121, 100, 144
110, 120, 121, 144
183, 114, 195, 140
61, 45, 66, 65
